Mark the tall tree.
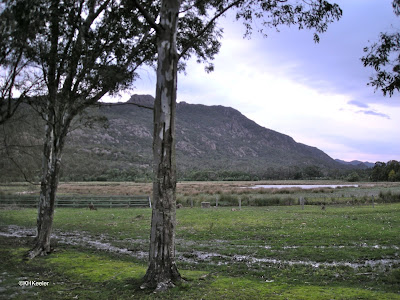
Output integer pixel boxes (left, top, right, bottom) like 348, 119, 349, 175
362, 0, 400, 97
0, 1, 42, 124
130, 0, 342, 291
1, 0, 156, 258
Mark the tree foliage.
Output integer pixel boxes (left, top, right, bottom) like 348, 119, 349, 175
371, 160, 400, 181
0, 1, 43, 124
235, 0, 342, 42
362, 0, 400, 97
0, 104, 43, 183
131, 0, 342, 72
1, 0, 160, 259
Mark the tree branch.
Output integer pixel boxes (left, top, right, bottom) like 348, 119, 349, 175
130, 0, 162, 33
2, 126, 39, 185
62, 0, 112, 96
179, 0, 243, 60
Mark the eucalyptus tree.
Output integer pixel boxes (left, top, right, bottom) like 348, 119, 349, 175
129, 0, 342, 291
0, 1, 42, 124
1, 0, 157, 258
362, 0, 400, 97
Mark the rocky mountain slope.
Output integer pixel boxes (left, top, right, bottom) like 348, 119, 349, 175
1, 95, 349, 181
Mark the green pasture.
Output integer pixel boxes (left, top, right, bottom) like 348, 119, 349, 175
1, 203, 399, 299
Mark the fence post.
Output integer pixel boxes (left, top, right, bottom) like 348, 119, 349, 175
190, 199, 193, 208
299, 197, 305, 210
201, 202, 211, 208
148, 196, 152, 208
239, 198, 241, 210
216, 196, 218, 207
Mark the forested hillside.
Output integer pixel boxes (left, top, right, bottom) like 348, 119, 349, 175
1, 95, 356, 182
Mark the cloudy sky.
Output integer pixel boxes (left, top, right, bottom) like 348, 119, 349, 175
117, 0, 400, 163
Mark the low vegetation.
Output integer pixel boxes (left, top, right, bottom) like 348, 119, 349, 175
2, 180, 400, 208
0, 181, 399, 299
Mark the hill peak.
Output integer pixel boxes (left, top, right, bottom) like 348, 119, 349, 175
127, 94, 154, 107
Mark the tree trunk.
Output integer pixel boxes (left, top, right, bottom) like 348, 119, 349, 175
27, 0, 62, 259
28, 109, 67, 259
141, 0, 182, 292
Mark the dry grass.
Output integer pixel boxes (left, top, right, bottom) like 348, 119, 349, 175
57, 182, 153, 196
3, 181, 400, 208
58, 181, 249, 196
2, 180, 397, 197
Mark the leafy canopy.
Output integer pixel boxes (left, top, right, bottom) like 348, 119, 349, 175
0, 0, 156, 116
362, 0, 400, 97
132, 0, 342, 73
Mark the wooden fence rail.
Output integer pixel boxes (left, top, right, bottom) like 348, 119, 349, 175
0, 195, 151, 208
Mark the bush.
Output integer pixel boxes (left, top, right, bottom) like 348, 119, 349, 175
347, 172, 360, 182
254, 197, 280, 206
219, 193, 239, 206
252, 196, 296, 206
279, 197, 296, 206
378, 190, 400, 203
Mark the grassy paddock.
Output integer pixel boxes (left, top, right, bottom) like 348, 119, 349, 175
1, 201, 400, 299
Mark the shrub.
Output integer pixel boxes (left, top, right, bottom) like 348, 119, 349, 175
279, 197, 296, 206
378, 190, 400, 203
254, 197, 280, 206
219, 193, 239, 206
347, 172, 360, 182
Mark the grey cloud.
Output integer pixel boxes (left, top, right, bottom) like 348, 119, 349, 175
348, 100, 369, 108
248, 1, 400, 107
357, 110, 390, 119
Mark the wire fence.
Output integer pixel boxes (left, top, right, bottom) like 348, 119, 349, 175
0, 195, 151, 208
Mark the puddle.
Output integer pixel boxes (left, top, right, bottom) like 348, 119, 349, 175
1, 225, 399, 270
0, 225, 147, 260
232, 255, 400, 269
0, 225, 36, 238
16, 191, 37, 195
178, 250, 230, 264
249, 184, 358, 189
56, 235, 148, 259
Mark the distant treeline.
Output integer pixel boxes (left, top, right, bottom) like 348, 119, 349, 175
177, 166, 372, 182
3, 153, 399, 183
371, 160, 400, 182
59, 166, 372, 182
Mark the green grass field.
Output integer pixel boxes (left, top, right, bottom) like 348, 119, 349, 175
1, 200, 400, 299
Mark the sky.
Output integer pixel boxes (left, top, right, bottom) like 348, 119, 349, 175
110, 0, 400, 163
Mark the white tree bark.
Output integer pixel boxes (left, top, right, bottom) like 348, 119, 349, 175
141, 0, 182, 292
28, 107, 69, 258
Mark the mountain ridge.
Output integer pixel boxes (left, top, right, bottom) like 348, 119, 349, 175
1, 94, 358, 181
335, 159, 374, 169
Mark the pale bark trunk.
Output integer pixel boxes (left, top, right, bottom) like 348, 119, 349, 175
28, 108, 68, 259
141, 0, 182, 292
27, 0, 62, 259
